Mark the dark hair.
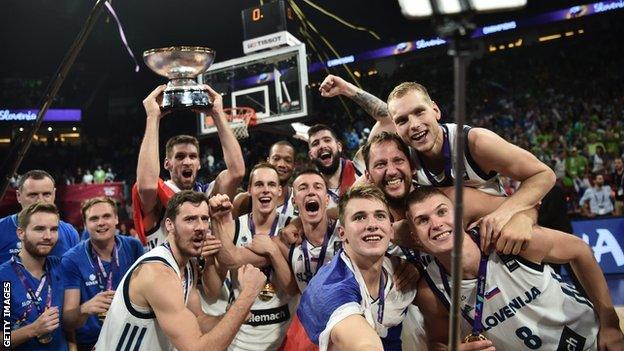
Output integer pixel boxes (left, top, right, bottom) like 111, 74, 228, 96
18, 202, 59, 229
164, 190, 208, 222
405, 186, 448, 210
269, 140, 295, 155
81, 197, 118, 221
361, 132, 412, 170
165, 135, 200, 158
308, 124, 339, 143
248, 162, 279, 185
18, 170, 55, 190
292, 168, 328, 192
338, 184, 388, 224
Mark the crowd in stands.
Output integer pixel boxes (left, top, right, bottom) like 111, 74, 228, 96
2, 22, 623, 219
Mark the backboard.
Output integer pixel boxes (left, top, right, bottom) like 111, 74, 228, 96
198, 44, 308, 136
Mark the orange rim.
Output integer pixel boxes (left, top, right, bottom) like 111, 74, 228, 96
223, 107, 257, 126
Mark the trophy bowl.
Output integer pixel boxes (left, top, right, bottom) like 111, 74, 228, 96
143, 46, 216, 110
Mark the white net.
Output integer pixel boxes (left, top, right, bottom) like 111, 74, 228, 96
230, 119, 249, 139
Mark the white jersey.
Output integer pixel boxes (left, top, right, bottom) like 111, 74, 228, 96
95, 245, 194, 351
298, 252, 416, 351
276, 187, 297, 218
289, 220, 341, 293
229, 212, 296, 351
423, 250, 598, 350
410, 123, 505, 196
143, 180, 215, 251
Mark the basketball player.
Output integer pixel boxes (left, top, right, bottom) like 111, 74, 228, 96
319, 75, 555, 254
210, 163, 296, 350
298, 184, 418, 351
61, 197, 144, 350
94, 191, 266, 351
307, 124, 364, 207
406, 186, 624, 350
232, 140, 298, 218
0, 203, 67, 350
133, 84, 245, 249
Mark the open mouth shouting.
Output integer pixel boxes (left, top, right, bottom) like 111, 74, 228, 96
303, 198, 321, 217
318, 149, 333, 164
258, 196, 273, 207
191, 234, 205, 250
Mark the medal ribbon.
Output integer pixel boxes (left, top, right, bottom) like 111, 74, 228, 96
279, 188, 291, 216
301, 220, 336, 280
438, 229, 488, 335
419, 125, 454, 187
327, 158, 346, 203
376, 268, 387, 324
248, 213, 280, 279
89, 240, 119, 291
10, 255, 52, 326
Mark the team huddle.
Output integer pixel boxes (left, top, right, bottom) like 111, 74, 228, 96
2, 75, 623, 351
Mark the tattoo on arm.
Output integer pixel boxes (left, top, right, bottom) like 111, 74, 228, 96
353, 90, 390, 120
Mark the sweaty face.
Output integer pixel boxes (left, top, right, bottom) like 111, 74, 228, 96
268, 144, 296, 185
18, 212, 59, 259
166, 201, 210, 257
339, 197, 393, 261
308, 130, 342, 175
17, 177, 56, 208
85, 202, 118, 243
292, 173, 329, 225
407, 194, 454, 256
165, 143, 200, 190
249, 168, 282, 215
366, 141, 413, 202
388, 91, 442, 155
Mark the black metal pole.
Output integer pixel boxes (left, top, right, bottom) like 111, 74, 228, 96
0, 0, 108, 199
447, 28, 472, 351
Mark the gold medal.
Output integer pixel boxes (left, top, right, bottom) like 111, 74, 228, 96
463, 333, 488, 343
258, 282, 276, 302
37, 333, 53, 344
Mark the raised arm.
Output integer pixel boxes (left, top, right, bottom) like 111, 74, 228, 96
247, 234, 299, 296
200, 85, 245, 199
523, 227, 624, 350
209, 194, 269, 270
136, 85, 169, 226
319, 74, 396, 138
467, 127, 555, 243
141, 263, 265, 351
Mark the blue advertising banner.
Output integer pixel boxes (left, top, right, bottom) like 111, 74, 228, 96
571, 216, 624, 275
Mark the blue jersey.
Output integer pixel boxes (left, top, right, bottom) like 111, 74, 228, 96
298, 252, 415, 351
61, 235, 144, 345
0, 256, 67, 351
0, 214, 80, 264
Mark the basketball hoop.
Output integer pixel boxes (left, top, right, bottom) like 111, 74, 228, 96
223, 107, 256, 139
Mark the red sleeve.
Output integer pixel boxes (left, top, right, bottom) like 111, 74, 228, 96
131, 179, 175, 245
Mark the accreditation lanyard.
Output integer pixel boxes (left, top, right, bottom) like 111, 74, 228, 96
301, 220, 336, 281
163, 242, 191, 303
10, 255, 52, 326
419, 125, 454, 187
279, 188, 291, 216
89, 240, 119, 292
248, 213, 280, 278
438, 231, 488, 335
376, 268, 387, 325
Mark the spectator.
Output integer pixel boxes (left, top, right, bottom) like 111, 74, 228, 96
612, 157, 624, 216
93, 165, 106, 184
579, 174, 614, 217
82, 169, 94, 184
104, 167, 115, 182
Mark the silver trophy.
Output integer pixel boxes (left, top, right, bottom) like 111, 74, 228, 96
143, 46, 216, 110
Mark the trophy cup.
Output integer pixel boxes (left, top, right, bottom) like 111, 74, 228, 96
143, 46, 216, 110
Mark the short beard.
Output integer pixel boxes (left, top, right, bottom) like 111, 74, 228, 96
314, 153, 341, 175
23, 240, 53, 259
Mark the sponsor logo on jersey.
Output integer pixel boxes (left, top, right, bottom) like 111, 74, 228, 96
483, 287, 541, 331
556, 326, 586, 351
246, 304, 291, 326
86, 274, 99, 287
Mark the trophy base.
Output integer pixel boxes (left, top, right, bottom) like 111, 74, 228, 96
161, 88, 213, 111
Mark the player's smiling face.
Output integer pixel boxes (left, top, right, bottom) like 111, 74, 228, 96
268, 144, 296, 185
339, 197, 393, 260
308, 130, 342, 175
292, 173, 329, 225
388, 90, 442, 155
85, 202, 118, 243
408, 194, 454, 255
366, 140, 414, 201
165, 143, 200, 190
249, 167, 282, 216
